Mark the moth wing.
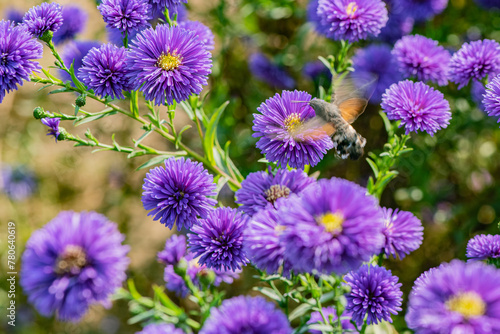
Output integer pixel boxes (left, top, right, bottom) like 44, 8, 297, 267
331, 72, 376, 123
292, 117, 336, 138
338, 98, 368, 124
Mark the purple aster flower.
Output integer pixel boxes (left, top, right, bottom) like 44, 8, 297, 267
377, 0, 414, 44
249, 53, 295, 90
41, 117, 61, 142
483, 74, 500, 124
466, 234, 500, 262
400, 0, 448, 21
178, 21, 215, 51
188, 207, 249, 271
5, 8, 24, 25
352, 44, 402, 104
303, 61, 332, 84
200, 296, 292, 334
382, 207, 423, 259
317, 0, 389, 42
164, 264, 189, 297
471, 80, 486, 111
381, 80, 451, 136
150, 0, 188, 16
98, 0, 151, 35
393, 35, 450, 86
22, 2, 63, 38
137, 323, 185, 334
307, 0, 329, 36
52, 6, 88, 45
142, 157, 217, 230
252, 90, 334, 169
20, 211, 130, 321
307, 307, 358, 333
127, 24, 212, 105
474, 0, 500, 8
157, 234, 186, 265
1, 165, 36, 201
345, 265, 403, 326
406, 260, 500, 333
280, 178, 385, 274
60, 40, 101, 83
79, 43, 132, 100
449, 39, 500, 89
236, 168, 316, 216
0, 20, 43, 103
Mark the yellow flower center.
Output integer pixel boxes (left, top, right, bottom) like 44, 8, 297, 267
317, 212, 344, 234
157, 52, 182, 71
446, 291, 486, 319
346, 2, 358, 17
265, 185, 291, 204
284, 113, 302, 133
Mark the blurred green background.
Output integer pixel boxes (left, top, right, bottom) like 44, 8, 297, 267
1, 0, 500, 332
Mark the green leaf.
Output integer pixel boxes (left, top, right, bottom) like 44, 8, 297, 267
127, 309, 156, 325
136, 155, 169, 171
48, 87, 71, 95
69, 62, 87, 92
73, 110, 118, 126
253, 286, 282, 303
134, 130, 153, 147
204, 101, 230, 164
175, 125, 192, 149
152, 285, 183, 316
366, 158, 379, 178
289, 303, 313, 321
379, 111, 393, 136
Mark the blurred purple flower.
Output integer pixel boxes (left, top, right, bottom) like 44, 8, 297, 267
188, 207, 248, 271
466, 234, 500, 261
98, 0, 151, 35
20, 211, 130, 321
382, 207, 423, 259
236, 168, 316, 216
163, 265, 189, 297
252, 90, 334, 169
483, 74, 500, 124
307, 307, 358, 333
52, 5, 88, 45
5, 8, 24, 25
79, 43, 132, 100
178, 21, 214, 50
473, 0, 500, 9
400, 0, 448, 21
345, 264, 403, 325
377, 0, 414, 44
1, 165, 36, 201
127, 25, 212, 105
249, 53, 295, 90
0, 20, 43, 103
406, 260, 500, 333
280, 178, 385, 274
317, 0, 388, 42
303, 61, 332, 83
157, 234, 187, 266
107, 27, 140, 46
41, 117, 61, 142
393, 34, 450, 86
60, 40, 101, 83
471, 80, 486, 111
352, 44, 402, 104
381, 80, 451, 136
142, 157, 216, 230
22, 2, 63, 37
449, 39, 500, 89
150, 0, 187, 16
136, 323, 185, 334
307, 0, 329, 36
200, 296, 292, 334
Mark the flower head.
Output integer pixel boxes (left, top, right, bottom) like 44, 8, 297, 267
466, 234, 500, 262
142, 157, 217, 230
79, 43, 132, 100
52, 5, 88, 45
308, 307, 358, 333
127, 24, 212, 105
200, 296, 292, 334
382, 207, 423, 259
252, 90, 334, 169
0, 20, 43, 103
345, 264, 403, 325
23, 2, 63, 37
352, 44, 402, 104
136, 323, 185, 334
449, 39, 500, 89
406, 260, 500, 333
98, 0, 151, 35
393, 35, 450, 86
178, 21, 214, 50
381, 80, 451, 136
41, 117, 61, 142
482, 74, 500, 124
236, 168, 316, 217
1, 165, 36, 201
376, 0, 414, 43
188, 207, 248, 271
249, 53, 295, 90
20, 211, 130, 321
400, 0, 448, 21
317, 0, 389, 42
280, 178, 385, 274
157, 234, 187, 266
60, 41, 101, 83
